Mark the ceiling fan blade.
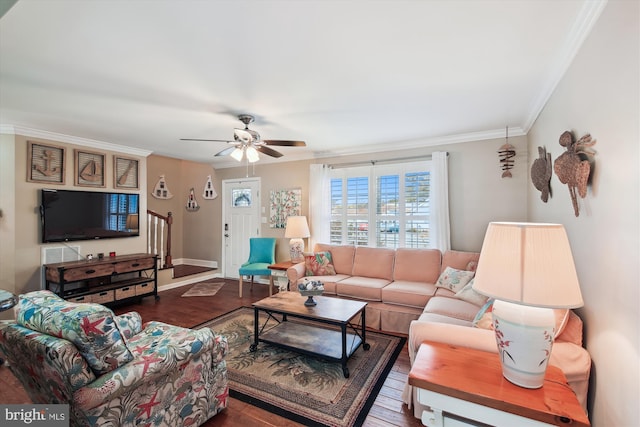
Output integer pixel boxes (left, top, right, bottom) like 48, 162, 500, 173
256, 145, 283, 158
214, 146, 238, 157
181, 138, 234, 143
263, 140, 306, 147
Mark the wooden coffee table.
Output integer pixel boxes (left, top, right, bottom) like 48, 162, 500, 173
250, 292, 369, 378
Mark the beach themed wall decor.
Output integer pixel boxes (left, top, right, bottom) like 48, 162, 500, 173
203, 175, 217, 199
531, 146, 552, 202
74, 149, 105, 187
152, 175, 174, 199
27, 141, 65, 184
553, 130, 597, 217
186, 188, 200, 211
269, 188, 302, 228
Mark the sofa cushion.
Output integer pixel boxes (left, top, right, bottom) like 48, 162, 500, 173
454, 279, 488, 306
393, 248, 442, 283
381, 280, 437, 308
336, 276, 391, 301
304, 251, 336, 276
315, 243, 355, 275
352, 246, 395, 281
435, 266, 475, 293
16, 290, 133, 375
423, 296, 480, 323
295, 274, 349, 295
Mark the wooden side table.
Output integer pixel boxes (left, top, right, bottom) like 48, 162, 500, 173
268, 260, 295, 291
408, 341, 590, 427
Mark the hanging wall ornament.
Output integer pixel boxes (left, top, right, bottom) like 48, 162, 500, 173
151, 175, 174, 199
553, 131, 597, 217
531, 146, 553, 202
186, 188, 200, 212
498, 126, 516, 178
203, 175, 218, 200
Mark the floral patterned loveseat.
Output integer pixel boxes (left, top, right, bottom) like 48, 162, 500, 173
0, 290, 228, 427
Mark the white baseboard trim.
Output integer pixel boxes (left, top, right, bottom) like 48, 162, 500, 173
158, 272, 222, 292
173, 258, 218, 268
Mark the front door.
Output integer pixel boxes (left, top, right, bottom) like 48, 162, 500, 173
222, 178, 261, 278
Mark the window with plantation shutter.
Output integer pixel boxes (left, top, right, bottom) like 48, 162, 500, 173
329, 162, 431, 248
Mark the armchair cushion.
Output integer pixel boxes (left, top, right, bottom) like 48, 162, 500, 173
15, 290, 133, 375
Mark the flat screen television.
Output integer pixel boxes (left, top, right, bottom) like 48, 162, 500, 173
41, 189, 140, 243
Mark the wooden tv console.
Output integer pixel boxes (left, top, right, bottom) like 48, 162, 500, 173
44, 253, 158, 306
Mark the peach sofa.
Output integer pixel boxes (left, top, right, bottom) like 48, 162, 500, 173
287, 243, 481, 334
286, 243, 591, 417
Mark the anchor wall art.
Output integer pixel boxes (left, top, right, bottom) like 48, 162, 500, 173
27, 141, 65, 184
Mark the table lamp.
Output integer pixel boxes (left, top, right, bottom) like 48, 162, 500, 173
472, 222, 583, 389
284, 216, 310, 263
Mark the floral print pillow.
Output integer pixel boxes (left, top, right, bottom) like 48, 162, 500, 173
435, 266, 476, 293
15, 290, 133, 375
305, 251, 337, 276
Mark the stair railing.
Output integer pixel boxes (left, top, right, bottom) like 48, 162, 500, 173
146, 210, 173, 269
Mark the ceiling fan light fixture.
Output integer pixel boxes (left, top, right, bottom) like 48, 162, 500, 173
230, 147, 244, 162
246, 146, 260, 163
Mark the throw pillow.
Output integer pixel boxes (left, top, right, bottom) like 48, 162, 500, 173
472, 299, 494, 330
305, 251, 337, 276
16, 290, 133, 375
454, 279, 487, 306
435, 266, 475, 293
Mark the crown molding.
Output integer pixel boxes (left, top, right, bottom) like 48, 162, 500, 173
522, 0, 608, 132
0, 124, 153, 157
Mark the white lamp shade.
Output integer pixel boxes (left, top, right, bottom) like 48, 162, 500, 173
230, 147, 244, 162
284, 216, 310, 238
246, 146, 260, 163
473, 222, 583, 308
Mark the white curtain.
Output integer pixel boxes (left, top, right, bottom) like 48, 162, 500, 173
309, 164, 331, 249
430, 151, 451, 251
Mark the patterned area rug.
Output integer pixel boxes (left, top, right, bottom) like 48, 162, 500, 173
196, 306, 405, 427
181, 281, 225, 297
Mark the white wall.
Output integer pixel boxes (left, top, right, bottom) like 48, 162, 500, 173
527, 1, 639, 426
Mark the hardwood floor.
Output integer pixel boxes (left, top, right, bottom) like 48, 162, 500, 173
0, 273, 422, 427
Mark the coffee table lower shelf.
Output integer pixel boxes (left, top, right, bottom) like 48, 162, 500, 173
250, 320, 368, 378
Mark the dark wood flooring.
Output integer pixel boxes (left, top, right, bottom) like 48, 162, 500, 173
0, 269, 421, 427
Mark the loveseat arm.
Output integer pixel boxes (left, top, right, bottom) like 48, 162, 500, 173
0, 321, 97, 404
286, 261, 306, 285
74, 321, 228, 411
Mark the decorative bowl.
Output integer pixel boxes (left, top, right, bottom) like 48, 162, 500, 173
298, 280, 324, 306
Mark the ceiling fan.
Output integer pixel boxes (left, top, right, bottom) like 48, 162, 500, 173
180, 114, 306, 163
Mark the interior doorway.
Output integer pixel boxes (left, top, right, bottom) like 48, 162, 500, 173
221, 178, 261, 278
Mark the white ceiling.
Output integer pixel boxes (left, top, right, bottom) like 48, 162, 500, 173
0, 0, 606, 167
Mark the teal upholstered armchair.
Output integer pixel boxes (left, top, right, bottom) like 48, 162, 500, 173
238, 237, 276, 298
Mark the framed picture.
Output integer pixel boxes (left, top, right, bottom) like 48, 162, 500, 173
74, 149, 105, 187
27, 141, 65, 184
114, 156, 139, 189
269, 188, 302, 228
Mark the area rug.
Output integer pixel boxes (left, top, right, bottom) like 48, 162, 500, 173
196, 306, 405, 427
181, 281, 225, 297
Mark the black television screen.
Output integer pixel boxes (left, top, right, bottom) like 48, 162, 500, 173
41, 189, 140, 243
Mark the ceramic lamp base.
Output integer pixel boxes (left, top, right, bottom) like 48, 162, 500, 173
491, 300, 556, 389
289, 238, 305, 263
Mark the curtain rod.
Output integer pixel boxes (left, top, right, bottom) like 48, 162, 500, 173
327, 152, 448, 169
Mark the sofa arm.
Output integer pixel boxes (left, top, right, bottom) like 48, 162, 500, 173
74, 322, 228, 410
407, 320, 497, 364
287, 262, 306, 284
